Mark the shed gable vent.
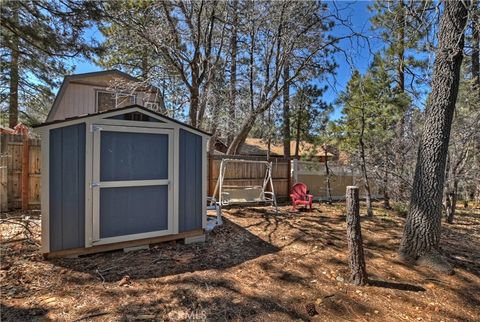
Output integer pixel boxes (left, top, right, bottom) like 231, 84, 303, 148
106, 111, 165, 123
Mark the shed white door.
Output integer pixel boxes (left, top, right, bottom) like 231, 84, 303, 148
91, 125, 173, 245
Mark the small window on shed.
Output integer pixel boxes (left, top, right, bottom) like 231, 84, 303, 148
97, 91, 136, 112
97, 92, 115, 112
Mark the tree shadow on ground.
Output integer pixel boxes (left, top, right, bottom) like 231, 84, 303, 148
368, 279, 425, 292
0, 304, 48, 322
49, 218, 279, 283
113, 275, 310, 321
441, 210, 480, 276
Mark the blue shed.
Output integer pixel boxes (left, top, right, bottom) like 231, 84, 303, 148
35, 105, 210, 257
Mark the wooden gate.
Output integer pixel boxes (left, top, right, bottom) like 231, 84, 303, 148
0, 134, 41, 211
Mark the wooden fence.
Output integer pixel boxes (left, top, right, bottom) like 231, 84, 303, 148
0, 134, 41, 211
292, 159, 381, 201
208, 154, 290, 200
1, 136, 381, 211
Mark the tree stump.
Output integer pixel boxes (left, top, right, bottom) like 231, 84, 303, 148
346, 186, 368, 286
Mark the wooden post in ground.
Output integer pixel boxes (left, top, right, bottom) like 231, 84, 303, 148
346, 186, 368, 285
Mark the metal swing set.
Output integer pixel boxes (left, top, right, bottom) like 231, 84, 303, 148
212, 159, 278, 215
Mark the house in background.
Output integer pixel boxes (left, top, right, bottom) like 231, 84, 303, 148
215, 137, 334, 162
46, 70, 164, 122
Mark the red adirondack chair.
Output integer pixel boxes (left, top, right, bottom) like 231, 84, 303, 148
290, 182, 313, 210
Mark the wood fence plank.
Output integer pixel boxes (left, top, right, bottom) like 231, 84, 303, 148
0, 155, 7, 212
2, 134, 41, 210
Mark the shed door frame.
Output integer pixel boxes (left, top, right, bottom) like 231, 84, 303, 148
91, 124, 174, 245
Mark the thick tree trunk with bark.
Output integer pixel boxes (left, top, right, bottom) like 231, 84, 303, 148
8, 4, 19, 129
226, 114, 256, 155
346, 186, 368, 286
189, 80, 200, 128
398, 1, 469, 273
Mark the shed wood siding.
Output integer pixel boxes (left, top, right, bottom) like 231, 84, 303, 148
179, 129, 203, 232
49, 123, 86, 251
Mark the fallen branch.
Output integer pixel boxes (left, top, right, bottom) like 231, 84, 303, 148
73, 311, 109, 321
1, 238, 28, 245
95, 269, 105, 284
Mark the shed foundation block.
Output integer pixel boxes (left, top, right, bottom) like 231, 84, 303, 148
124, 245, 149, 253
183, 234, 206, 244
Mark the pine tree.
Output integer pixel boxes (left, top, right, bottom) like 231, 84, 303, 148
398, 0, 469, 273
0, 0, 99, 127
290, 85, 331, 160
369, 0, 433, 200
336, 55, 409, 216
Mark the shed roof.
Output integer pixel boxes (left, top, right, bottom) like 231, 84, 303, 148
35, 104, 212, 137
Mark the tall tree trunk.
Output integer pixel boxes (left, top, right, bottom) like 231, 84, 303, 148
398, 1, 468, 273
383, 145, 392, 209
396, 0, 408, 200
324, 145, 332, 204
397, 0, 405, 93
228, 0, 238, 145
359, 105, 374, 217
470, 1, 480, 202
189, 81, 199, 128
472, 0, 479, 87
226, 114, 256, 155
446, 179, 458, 224
295, 108, 301, 159
8, 3, 19, 129
283, 61, 291, 158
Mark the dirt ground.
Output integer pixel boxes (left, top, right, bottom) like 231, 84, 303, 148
1, 202, 479, 322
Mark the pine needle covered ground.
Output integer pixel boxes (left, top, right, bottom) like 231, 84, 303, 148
1, 202, 479, 321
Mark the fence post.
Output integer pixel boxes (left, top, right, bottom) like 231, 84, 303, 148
0, 155, 7, 212
292, 158, 298, 184
21, 132, 29, 211
346, 186, 368, 286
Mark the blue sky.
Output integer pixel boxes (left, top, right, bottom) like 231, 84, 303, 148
69, 1, 379, 121
321, 1, 382, 119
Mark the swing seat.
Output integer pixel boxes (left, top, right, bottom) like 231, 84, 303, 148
222, 185, 264, 204
214, 159, 278, 213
